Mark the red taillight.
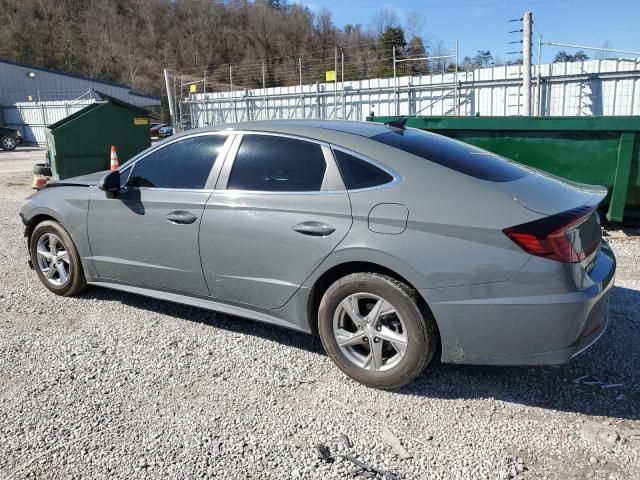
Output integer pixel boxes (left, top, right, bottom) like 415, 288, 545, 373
503, 206, 598, 263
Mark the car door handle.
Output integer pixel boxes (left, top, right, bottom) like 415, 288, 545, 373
166, 211, 198, 225
293, 221, 336, 237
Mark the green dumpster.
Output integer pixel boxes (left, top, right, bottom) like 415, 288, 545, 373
46, 93, 151, 180
367, 116, 640, 225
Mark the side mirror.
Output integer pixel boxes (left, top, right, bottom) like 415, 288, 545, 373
98, 170, 121, 197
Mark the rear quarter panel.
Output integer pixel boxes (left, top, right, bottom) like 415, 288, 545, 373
313, 139, 543, 291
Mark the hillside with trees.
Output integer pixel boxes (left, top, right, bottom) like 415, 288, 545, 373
1, 0, 579, 98
0, 0, 440, 96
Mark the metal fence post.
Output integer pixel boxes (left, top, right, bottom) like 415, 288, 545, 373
393, 46, 397, 115
334, 47, 338, 119
230, 64, 237, 123
454, 41, 459, 115
536, 36, 543, 116
262, 62, 267, 120
177, 75, 183, 129
299, 58, 303, 119
341, 52, 345, 120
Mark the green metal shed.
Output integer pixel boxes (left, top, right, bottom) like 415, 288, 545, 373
367, 115, 640, 225
46, 92, 151, 180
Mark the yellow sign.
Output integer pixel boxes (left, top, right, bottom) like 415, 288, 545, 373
134, 117, 149, 126
189, 84, 198, 93
325, 70, 336, 82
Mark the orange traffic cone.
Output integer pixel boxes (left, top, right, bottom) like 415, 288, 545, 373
110, 145, 119, 170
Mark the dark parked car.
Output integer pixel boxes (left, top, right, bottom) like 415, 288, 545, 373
20, 120, 615, 389
0, 126, 22, 151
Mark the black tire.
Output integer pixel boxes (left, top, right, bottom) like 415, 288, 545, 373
33, 163, 52, 176
318, 273, 438, 390
29, 220, 87, 296
1, 135, 17, 151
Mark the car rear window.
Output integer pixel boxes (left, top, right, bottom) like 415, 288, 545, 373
371, 128, 528, 182
333, 150, 394, 190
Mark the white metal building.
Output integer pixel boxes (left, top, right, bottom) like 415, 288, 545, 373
0, 58, 160, 144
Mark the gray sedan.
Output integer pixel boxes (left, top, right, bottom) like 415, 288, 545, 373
20, 120, 615, 389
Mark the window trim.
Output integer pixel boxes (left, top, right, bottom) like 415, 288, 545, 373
329, 145, 402, 192
215, 132, 345, 195
119, 131, 235, 192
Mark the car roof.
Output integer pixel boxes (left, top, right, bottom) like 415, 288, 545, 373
199, 119, 399, 142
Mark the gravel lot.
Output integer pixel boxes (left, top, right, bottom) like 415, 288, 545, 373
0, 148, 45, 175
0, 153, 638, 479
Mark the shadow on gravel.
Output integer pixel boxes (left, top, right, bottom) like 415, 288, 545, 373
80, 285, 639, 420
402, 285, 640, 421
78, 287, 324, 355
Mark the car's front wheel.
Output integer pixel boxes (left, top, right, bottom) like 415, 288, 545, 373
318, 273, 438, 390
1, 135, 17, 151
29, 220, 87, 296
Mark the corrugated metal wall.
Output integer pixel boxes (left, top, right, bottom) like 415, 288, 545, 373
0, 60, 161, 145
0, 60, 159, 107
2, 99, 95, 145
188, 59, 640, 127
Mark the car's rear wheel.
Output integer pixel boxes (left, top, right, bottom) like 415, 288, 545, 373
318, 273, 438, 390
29, 220, 87, 296
1, 135, 17, 151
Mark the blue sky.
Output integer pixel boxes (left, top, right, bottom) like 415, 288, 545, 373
299, 0, 639, 64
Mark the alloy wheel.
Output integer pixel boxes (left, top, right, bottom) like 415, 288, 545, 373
332, 293, 408, 372
36, 233, 71, 286
1, 137, 16, 150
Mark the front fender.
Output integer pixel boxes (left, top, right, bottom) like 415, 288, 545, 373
21, 187, 96, 278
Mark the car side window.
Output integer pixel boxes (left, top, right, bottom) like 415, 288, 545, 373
128, 135, 226, 189
333, 150, 394, 190
227, 135, 326, 192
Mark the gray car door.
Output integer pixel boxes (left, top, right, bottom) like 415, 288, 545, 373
87, 134, 232, 296
199, 133, 352, 309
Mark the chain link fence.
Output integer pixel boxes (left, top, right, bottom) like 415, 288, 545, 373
178, 48, 639, 129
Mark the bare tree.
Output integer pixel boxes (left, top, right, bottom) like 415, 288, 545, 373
0, 0, 423, 97
404, 11, 426, 40
371, 9, 400, 36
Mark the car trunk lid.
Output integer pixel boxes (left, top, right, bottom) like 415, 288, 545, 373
499, 168, 608, 216
501, 170, 606, 271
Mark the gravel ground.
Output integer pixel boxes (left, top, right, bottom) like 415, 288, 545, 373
0, 148, 45, 174
0, 165, 638, 480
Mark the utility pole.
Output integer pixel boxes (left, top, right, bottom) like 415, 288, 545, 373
163, 68, 176, 126
522, 11, 532, 116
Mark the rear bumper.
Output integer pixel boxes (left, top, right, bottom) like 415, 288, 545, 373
425, 242, 616, 365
